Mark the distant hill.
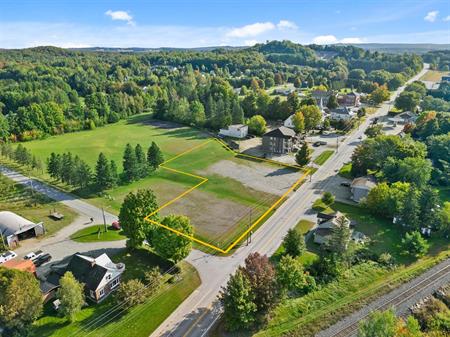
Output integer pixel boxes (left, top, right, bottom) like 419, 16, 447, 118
70, 46, 245, 53
344, 43, 450, 54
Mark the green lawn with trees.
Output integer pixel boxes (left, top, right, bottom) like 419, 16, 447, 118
31, 248, 201, 337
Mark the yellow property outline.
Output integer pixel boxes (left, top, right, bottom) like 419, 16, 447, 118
144, 137, 309, 254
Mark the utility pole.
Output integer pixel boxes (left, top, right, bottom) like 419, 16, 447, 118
247, 209, 253, 245
336, 135, 339, 152
102, 207, 107, 232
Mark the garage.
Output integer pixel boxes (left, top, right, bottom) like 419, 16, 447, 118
0, 211, 45, 248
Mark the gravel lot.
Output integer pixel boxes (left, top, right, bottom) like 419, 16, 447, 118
204, 159, 300, 196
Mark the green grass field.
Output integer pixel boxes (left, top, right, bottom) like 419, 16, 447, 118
16, 114, 298, 250
313, 150, 334, 166
338, 162, 353, 179
31, 248, 200, 337
70, 225, 126, 242
420, 70, 448, 82
0, 175, 77, 237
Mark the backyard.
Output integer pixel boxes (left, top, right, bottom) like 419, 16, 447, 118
31, 248, 201, 337
12, 114, 303, 251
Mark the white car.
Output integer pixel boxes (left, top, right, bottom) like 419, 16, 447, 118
24, 250, 44, 261
0, 251, 17, 264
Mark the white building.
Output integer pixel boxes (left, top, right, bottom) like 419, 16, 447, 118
0, 211, 45, 248
330, 106, 356, 121
284, 115, 295, 129
219, 124, 248, 139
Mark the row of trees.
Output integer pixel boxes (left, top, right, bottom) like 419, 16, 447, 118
122, 142, 164, 183
0, 143, 43, 171
47, 152, 92, 189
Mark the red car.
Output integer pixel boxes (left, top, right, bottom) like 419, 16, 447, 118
112, 221, 121, 230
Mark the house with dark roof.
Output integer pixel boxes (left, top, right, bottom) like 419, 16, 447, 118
42, 253, 125, 303
262, 127, 296, 154
338, 91, 361, 107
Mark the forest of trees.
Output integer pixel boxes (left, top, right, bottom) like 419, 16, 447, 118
0, 41, 423, 141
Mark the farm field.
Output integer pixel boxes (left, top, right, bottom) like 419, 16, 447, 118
19, 114, 302, 250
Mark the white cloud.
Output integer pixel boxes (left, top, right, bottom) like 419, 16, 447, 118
340, 37, 363, 44
444, 15, 450, 22
244, 39, 258, 46
312, 35, 364, 45
312, 35, 338, 44
277, 20, 298, 30
424, 10, 439, 22
226, 22, 276, 38
105, 10, 134, 25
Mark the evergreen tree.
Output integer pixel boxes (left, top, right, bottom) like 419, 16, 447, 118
295, 143, 311, 166
327, 94, 338, 109
122, 143, 138, 182
231, 99, 244, 124
109, 160, 119, 187
327, 216, 352, 254
60, 152, 74, 184
135, 143, 148, 178
95, 152, 111, 190
74, 160, 92, 189
147, 142, 164, 171
47, 152, 62, 180
282, 228, 305, 257
419, 186, 441, 229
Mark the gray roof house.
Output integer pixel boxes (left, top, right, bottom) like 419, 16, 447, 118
262, 127, 296, 154
0, 211, 45, 248
314, 211, 367, 246
350, 176, 377, 203
330, 106, 356, 121
43, 253, 125, 303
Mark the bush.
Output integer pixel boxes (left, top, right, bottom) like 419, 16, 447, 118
322, 192, 335, 205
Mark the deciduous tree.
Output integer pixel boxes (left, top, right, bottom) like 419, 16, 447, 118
57, 271, 85, 322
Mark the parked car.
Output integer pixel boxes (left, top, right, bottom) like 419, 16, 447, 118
24, 250, 44, 261
0, 251, 17, 264
34, 253, 52, 267
340, 182, 351, 187
313, 141, 327, 147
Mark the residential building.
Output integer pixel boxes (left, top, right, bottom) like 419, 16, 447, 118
313, 212, 367, 246
338, 91, 361, 107
330, 106, 356, 121
42, 253, 125, 303
219, 124, 248, 139
274, 87, 295, 96
311, 90, 335, 106
0, 211, 45, 248
284, 115, 295, 129
350, 176, 377, 203
262, 127, 296, 154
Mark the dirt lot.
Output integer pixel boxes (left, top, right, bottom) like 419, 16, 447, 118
203, 159, 300, 196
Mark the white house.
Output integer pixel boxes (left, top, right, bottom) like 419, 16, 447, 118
330, 106, 356, 121
284, 115, 295, 129
350, 176, 377, 203
219, 124, 248, 139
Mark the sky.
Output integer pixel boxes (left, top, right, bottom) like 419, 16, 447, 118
0, 0, 449, 49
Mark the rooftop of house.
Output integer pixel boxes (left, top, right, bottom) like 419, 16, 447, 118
263, 126, 296, 138
351, 176, 377, 189
331, 106, 354, 115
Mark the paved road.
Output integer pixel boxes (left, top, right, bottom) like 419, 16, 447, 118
150, 65, 430, 337
317, 258, 450, 337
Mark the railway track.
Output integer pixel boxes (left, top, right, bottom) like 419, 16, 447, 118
324, 263, 450, 337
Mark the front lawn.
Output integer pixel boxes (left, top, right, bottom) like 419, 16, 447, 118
271, 219, 317, 266
70, 225, 126, 242
313, 150, 334, 166
338, 162, 353, 179
31, 248, 201, 337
